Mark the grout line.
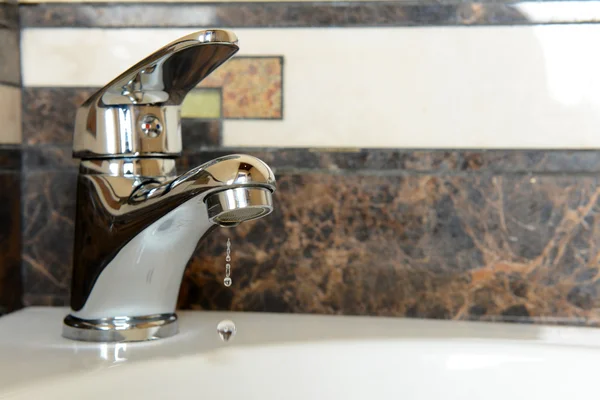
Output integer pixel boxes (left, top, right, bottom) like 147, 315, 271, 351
0, 80, 21, 88
17, 163, 600, 177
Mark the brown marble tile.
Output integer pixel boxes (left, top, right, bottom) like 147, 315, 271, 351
0, 146, 20, 171
0, 172, 22, 314
181, 119, 221, 150
22, 88, 97, 145
23, 145, 78, 170
20, 162, 600, 327
175, 173, 600, 327
20, 2, 554, 29
22, 171, 77, 298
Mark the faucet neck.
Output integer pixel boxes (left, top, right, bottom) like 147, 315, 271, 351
69, 155, 275, 316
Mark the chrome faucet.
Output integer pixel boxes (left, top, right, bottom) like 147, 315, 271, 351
62, 30, 276, 342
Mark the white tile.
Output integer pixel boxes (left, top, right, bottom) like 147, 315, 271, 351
0, 85, 20, 144
21, 26, 600, 149
515, 2, 600, 23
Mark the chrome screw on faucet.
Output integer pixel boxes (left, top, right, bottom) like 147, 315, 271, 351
139, 114, 163, 138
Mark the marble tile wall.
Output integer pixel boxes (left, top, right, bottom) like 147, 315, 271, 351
8, 0, 600, 327
22, 126, 600, 324
19, 84, 600, 324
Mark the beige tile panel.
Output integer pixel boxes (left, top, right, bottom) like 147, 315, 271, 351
21, 26, 600, 149
0, 85, 20, 144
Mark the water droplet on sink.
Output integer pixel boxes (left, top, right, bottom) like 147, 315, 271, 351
217, 320, 236, 342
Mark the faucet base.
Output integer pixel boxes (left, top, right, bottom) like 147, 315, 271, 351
62, 313, 178, 342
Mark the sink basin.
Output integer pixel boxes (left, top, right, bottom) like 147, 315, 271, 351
1, 308, 598, 399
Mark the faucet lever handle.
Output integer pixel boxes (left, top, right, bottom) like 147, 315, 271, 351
102, 30, 238, 106
73, 30, 239, 159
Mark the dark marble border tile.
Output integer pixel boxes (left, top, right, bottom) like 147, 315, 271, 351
23, 145, 76, 170
0, 172, 22, 314
181, 149, 600, 174
0, 2, 18, 30
21, 144, 600, 175
0, 26, 20, 86
19, 1, 596, 28
0, 146, 21, 171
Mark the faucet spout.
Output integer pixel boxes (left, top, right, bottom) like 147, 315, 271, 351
65, 155, 275, 342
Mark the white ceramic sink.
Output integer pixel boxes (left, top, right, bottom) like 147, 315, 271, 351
1, 308, 598, 399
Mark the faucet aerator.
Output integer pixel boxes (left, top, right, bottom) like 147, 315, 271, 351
207, 187, 273, 227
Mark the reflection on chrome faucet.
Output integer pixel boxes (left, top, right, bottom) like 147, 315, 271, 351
62, 30, 276, 343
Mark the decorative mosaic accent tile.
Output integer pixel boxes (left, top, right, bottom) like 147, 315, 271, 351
200, 57, 283, 119
181, 89, 221, 119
